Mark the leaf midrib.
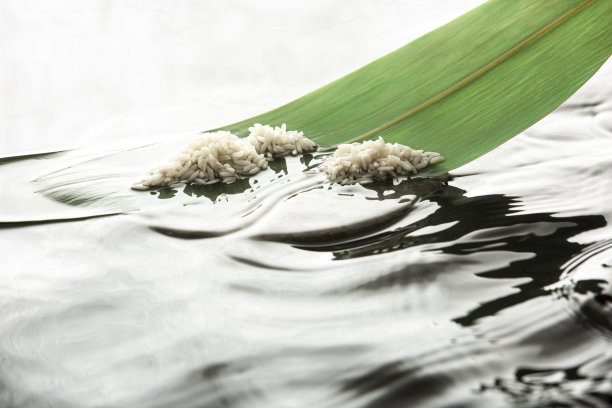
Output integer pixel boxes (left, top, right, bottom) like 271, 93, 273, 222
333, 0, 594, 148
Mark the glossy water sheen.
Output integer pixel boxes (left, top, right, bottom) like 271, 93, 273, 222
1, 2, 612, 407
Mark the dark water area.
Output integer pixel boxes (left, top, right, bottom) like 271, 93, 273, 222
2, 2, 612, 407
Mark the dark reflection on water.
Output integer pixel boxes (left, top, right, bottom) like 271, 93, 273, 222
181, 177, 252, 201
268, 157, 289, 175
288, 179, 607, 329
479, 363, 612, 408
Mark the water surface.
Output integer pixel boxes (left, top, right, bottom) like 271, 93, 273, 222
1, 2, 612, 407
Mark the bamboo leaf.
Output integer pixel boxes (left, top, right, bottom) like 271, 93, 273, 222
218, 0, 612, 174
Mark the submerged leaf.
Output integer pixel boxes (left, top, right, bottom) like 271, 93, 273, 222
219, 0, 612, 174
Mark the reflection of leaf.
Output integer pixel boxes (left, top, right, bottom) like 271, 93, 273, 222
157, 188, 177, 200
218, 0, 612, 174
299, 154, 314, 168
268, 158, 288, 175
181, 177, 252, 202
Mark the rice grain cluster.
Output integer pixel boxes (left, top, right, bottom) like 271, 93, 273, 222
319, 137, 444, 184
133, 124, 316, 190
248, 123, 317, 158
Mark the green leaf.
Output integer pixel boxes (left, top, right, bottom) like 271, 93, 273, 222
217, 0, 612, 175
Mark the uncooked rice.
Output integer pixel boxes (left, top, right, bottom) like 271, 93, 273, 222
319, 137, 444, 185
132, 124, 316, 190
133, 125, 444, 190
248, 123, 317, 159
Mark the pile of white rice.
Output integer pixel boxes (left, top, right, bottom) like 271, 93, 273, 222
319, 137, 444, 184
248, 123, 316, 158
133, 124, 316, 190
